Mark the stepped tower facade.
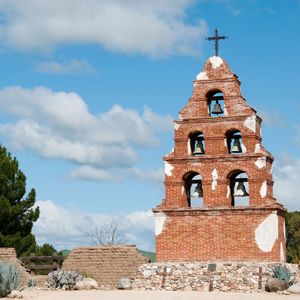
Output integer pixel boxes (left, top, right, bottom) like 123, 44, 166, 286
153, 55, 286, 262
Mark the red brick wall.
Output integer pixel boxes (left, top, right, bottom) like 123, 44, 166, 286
154, 56, 286, 262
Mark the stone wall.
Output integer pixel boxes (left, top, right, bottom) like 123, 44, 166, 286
0, 247, 30, 287
132, 262, 300, 292
62, 245, 149, 287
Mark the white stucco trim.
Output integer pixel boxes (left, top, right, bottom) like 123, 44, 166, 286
209, 56, 223, 69
280, 242, 285, 262
255, 157, 267, 169
211, 168, 218, 190
196, 71, 208, 80
255, 213, 278, 252
155, 212, 167, 236
260, 181, 267, 198
164, 162, 174, 176
244, 115, 256, 133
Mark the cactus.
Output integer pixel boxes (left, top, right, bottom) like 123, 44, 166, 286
0, 262, 22, 297
28, 277, 36, 288
272, 265, 292, 284
46, 269, 84, 290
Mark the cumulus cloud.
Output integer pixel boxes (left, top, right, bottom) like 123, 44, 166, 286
33, 200, 155, 251
273, 154, 300, 211
0, 86, 172, 178
0, 0, 207, 56
34, 59, 96, 75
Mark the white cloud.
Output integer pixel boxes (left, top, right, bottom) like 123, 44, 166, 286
273, 154, 300, 211
69, 165, 164, 182
0, 86, 173, 177
259, 110, 284, 127
0, 0, 207, 56
34, 59, 96, 75
33, 200, 155, 251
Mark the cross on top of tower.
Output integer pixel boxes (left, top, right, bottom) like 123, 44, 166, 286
206, 28, 228, 57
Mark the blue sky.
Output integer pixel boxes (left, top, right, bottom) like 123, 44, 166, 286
0, 0, 299, 251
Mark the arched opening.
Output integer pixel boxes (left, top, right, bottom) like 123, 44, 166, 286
228, 170, 249, 206
183, 172, 203, 208
226, 129, 243, 154
189, 131, 205, 156
207, 90, 225, 117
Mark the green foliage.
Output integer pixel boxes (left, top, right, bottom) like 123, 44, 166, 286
285, 211, 300, 263
27, 278, 36, 288
137, 249, 156, 262
0, 145, 40, 257
35, 243, 57, 256
46, 269, 84, 290
272, 265, 292, 283
0, 262, 22, 297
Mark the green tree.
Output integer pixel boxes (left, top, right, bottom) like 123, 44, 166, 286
35, 243, 57, 256
285, 211, 300, 263
0, 145, 39, 257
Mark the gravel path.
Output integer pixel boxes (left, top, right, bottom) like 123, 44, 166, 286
18, 289, 300, 300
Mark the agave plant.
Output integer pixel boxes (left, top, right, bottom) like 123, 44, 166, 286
272, 265, 292, 284
47, 269, 84, 290
0, 262, 22, 297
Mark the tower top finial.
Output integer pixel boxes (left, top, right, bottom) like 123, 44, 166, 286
206, 28, 228, 56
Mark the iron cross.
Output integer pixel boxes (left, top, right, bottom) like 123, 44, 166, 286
206, 28, 228, 56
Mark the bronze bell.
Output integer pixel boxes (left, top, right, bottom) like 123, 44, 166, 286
191, 183, 203, 198
211, 100, 223, 115
233, 181, 249, 197
193, 139, 204, 155
230, 137, 242, 153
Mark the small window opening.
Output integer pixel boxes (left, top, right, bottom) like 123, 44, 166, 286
229, 171, 249, 206
227, 130, 243, 154
189, 132, 205, 156
208, 91, 225, 117
184, 173, 203, 208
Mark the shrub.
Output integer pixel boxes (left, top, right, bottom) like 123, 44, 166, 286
0, 262, 22, 297
272, 265, 292, 284
46, 269, 84, 290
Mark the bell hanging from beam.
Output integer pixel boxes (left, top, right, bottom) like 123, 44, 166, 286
193, 139, 204, 155
191, 183, 203, 198
211, 100, 223, 115
233, 181, 249, 197
230, 137, 242, 153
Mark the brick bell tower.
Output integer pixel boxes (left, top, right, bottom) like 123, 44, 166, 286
153, 33, 286, 262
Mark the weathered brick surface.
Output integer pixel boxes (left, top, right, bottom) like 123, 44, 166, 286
0, 247, 30, 286
154, 56, 286, 262
62, 245, 149, 286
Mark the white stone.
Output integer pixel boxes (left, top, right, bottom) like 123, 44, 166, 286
283, 221, 286, 240
255, 213, 278, 252
209, 56, 223, 69
75, 278, 98, 290
280, 242, 285, 262
174, 122, 180, 130
142, 270, 152, 278
196, 71, 208, 80
244, 115, 256, 132
254, 143, 261, 153
155, 212, 167, 236
211, 168, 218, 190
288, 282, 300, 294
164, 162, 174, 176
117, 278, 131, 289
224, 138, 227, 147
255, 157, 266, 169
181, 186, 185, 195
260, 181, 267, 198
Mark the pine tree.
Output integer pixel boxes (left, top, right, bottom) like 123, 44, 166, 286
0, 145, 39, 257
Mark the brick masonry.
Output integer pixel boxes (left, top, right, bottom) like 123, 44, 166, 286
62, 245, 149, 287
154, 56, 286, 262
0, 247, 30, 286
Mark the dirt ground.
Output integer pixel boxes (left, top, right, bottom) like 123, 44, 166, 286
17, 289, 300, 300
